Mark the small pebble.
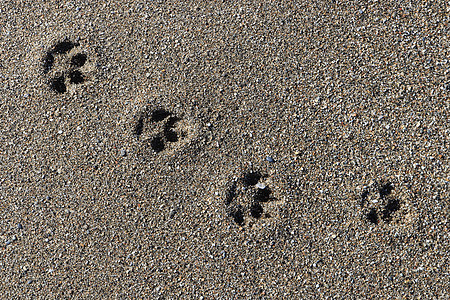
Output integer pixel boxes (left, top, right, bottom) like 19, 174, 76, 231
6, 236, 16, 246
266, 156, 275, 163
256, 182, 266, 189
120, 149, 127, 157
18, 223, 23, 230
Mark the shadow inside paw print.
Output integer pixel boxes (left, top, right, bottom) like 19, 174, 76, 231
133, 108, 187, 154
225, 171, 277, 227
360, 181, 401, 225
43, 39, 89, 93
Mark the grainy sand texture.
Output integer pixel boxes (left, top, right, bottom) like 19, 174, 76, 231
1, 0, 449, 298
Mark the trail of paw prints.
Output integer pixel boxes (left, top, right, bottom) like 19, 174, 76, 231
132, 107, 196, 156
42, 39, 92, 93
224, 171, 282, 227
358, 180, 415, 226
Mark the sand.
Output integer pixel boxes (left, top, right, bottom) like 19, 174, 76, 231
0, 0, 449, 298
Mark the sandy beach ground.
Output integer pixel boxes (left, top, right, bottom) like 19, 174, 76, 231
0, 0, 449, 298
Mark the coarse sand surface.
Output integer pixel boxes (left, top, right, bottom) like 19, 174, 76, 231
0, 0, 449, 298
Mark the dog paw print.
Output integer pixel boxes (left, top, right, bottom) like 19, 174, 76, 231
42, 39, 91, 93
359, 181, 404, 225
224, 171, 280, 227
133, 108, 193, 155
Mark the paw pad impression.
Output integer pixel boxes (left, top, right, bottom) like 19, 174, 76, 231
225, 171, 279, 227
133, 107, 194, 155
43, 39, 91, 93
360, 181, 402, 225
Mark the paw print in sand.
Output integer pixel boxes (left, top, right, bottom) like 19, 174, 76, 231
359, 180, 413, 226
43, 39, 92, 93
225, 171, 280, 227
133, 107, 194, 155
